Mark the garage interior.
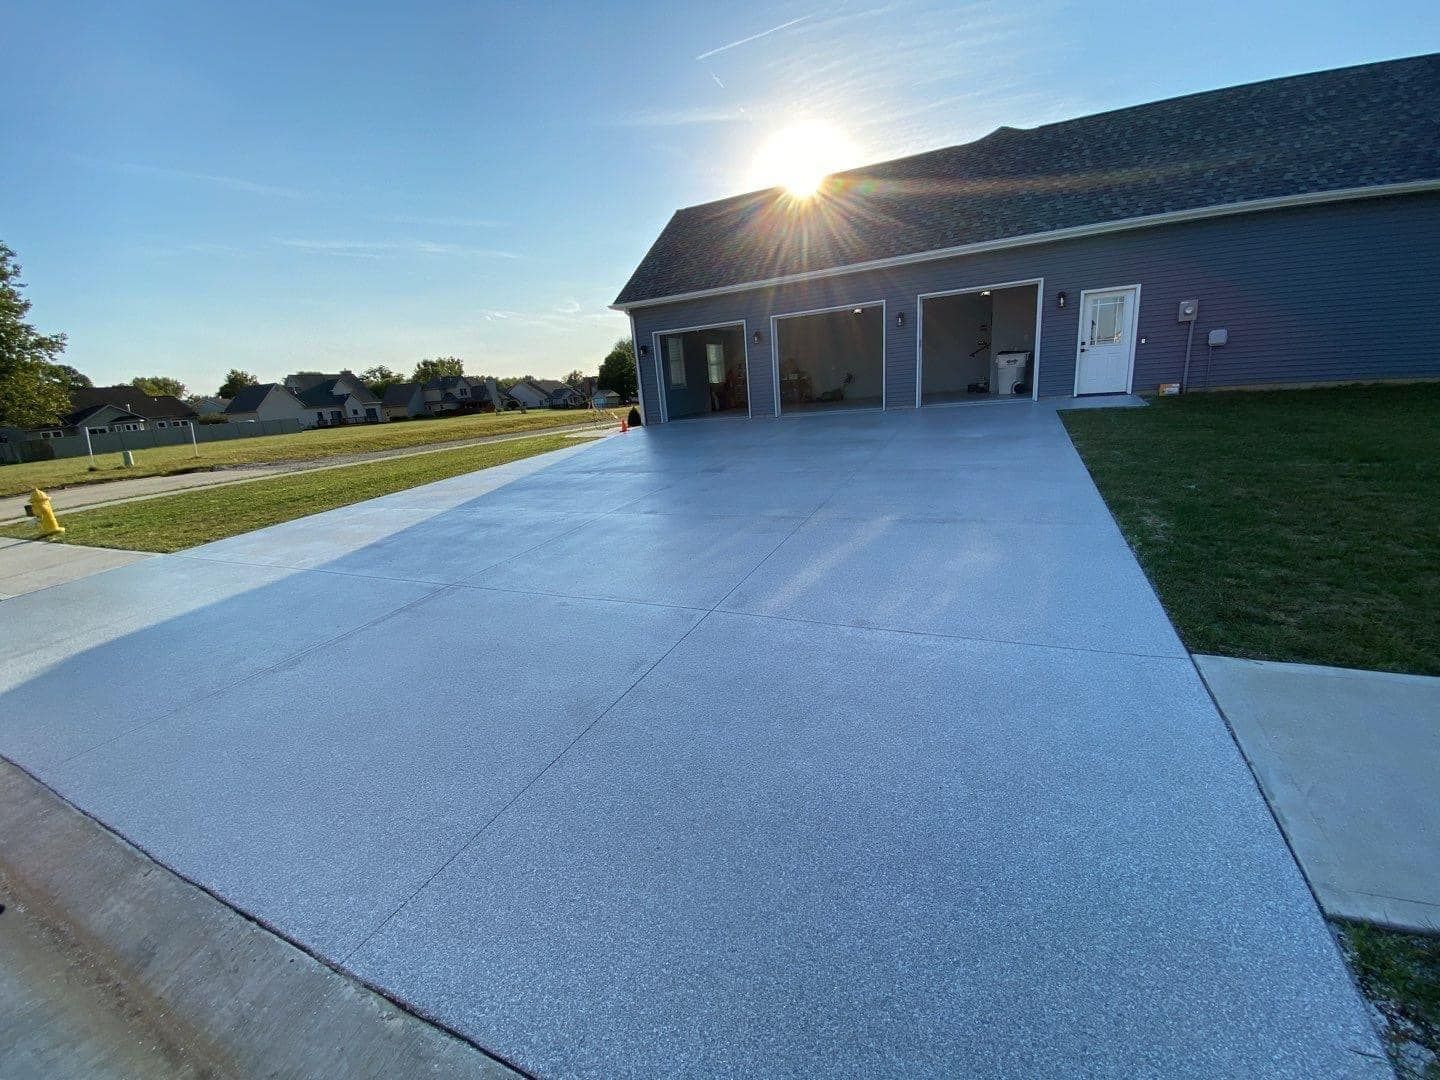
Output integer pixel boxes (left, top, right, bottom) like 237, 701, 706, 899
920, 284, 1038, 405
658, 324, 749, 420
775, 305, 884, 412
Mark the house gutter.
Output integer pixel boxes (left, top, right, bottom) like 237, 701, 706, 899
610, 179, 1440, 312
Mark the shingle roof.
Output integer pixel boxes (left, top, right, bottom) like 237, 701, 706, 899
615, 54, 1440, 306
381, 382, 421, 405
64, 386, 197, 426
225, 383, 288, 413
293, 379, 380, 408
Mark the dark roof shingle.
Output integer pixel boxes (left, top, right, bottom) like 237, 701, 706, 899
64, 386, 197, 426
225, 383, 287, 413
615, 54, 1440, 306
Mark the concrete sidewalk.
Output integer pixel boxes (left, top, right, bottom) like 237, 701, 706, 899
1198, 654, 1440, 932
0, 538, 150, 600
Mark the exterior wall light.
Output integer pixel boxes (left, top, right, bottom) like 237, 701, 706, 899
896, 311, 905, 327
1057, 291, 1067, 309
851, 307, 863, 316
752, 330, 762, 344
639, 343, 650, 357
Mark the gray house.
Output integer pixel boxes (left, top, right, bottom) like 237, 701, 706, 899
614, 54, 1440, 423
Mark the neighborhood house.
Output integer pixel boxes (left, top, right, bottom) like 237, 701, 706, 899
17, 385, 197, 441
614, 55, 1440, 422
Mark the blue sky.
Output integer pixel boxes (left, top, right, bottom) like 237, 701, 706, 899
3, 1, 1437, 395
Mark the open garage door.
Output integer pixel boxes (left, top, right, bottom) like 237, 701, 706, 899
919, 282, 1039, 405
774, 303, 884, 414
654, 323, 750, 421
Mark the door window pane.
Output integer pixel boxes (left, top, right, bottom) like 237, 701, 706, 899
1091, 297, 1125, 343
706, 342, 726, 384
666, 336, 687, 388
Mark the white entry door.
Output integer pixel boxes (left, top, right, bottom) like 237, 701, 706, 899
1075, 286, 1138, 395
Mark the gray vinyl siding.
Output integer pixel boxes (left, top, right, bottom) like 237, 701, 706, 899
630, 191, 1440, 419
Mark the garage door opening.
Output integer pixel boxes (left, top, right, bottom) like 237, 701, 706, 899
655, 323, 749, 421
774, 303, 884, 414
919, 283, 1039, 405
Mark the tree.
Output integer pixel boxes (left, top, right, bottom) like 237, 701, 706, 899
597, 338, 637, 401
360, 364, 403, 395
218, 369, 258, 399
54, 364, 92, 390
412, 356, 464, 383
564, 369, 586, 390
0, 242, 71, 428
132, 375, 186, 398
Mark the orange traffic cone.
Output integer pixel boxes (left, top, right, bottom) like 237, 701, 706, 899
620, 417, 629, 434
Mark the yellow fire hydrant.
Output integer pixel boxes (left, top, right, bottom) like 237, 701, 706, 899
27, 489, 65, 537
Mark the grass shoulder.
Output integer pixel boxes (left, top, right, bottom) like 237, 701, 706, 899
1336, 920, 1440, 1079
0, 409, 615, 497
2, 432, 591, 553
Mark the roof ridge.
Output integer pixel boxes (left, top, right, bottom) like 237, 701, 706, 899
671, 52, 1438, 214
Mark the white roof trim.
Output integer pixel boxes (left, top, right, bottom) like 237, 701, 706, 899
611, 179, 1440, 311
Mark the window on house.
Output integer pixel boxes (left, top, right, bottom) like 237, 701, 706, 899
458, 387, 468, 397
1091, 296, 1126, 344
666, 335, 687, 388
706, 342, 726, 385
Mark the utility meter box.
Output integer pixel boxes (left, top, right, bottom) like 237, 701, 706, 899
1178, 300, 1198, 323
1208, 328, 1229, 347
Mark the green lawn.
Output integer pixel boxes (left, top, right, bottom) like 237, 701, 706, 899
1337, 921, 1440, 1079
1061, 384, 1440, 675
0, 408, 620, 497
2, 432, 588, 553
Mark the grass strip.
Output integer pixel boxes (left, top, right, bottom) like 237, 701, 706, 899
0, 409, 619, 496
2, 433, 587, 553
1336, 921, 1440, 1079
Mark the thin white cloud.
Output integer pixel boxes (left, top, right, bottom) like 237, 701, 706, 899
276, 238, 518, 259
612, 106, 748, 128
696, 15, 811, 61
555, 299, 582, 315
372, 213, 502, 229
94, 159, 307, 199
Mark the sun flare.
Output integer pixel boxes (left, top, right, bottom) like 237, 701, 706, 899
751, 120, 858, 197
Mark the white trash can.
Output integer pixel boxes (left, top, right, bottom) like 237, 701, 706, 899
991, 352, 1029, 396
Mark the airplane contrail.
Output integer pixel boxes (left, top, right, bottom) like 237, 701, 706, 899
695, 15, 810, 61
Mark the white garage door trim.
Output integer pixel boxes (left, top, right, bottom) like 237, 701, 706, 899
914, 277, 1045, 407
770, 300, 888, 417
649, 319, 753, 423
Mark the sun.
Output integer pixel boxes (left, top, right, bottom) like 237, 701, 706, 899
751, 120, 858, 197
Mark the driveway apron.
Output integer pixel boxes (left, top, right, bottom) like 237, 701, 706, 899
0, 405, 1388, 1078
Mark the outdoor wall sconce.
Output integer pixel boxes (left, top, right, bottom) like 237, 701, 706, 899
895, 311, 905, 327
1056, 291, 1067, 309
639, 343, 650, 357
752, 330, 763, 344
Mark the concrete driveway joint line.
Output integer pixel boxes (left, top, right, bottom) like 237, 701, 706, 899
0, 405, 1390, 1078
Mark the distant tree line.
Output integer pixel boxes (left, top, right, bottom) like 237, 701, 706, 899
1, 239, 642, 426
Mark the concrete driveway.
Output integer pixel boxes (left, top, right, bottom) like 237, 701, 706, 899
0, 404, 1387, 1078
